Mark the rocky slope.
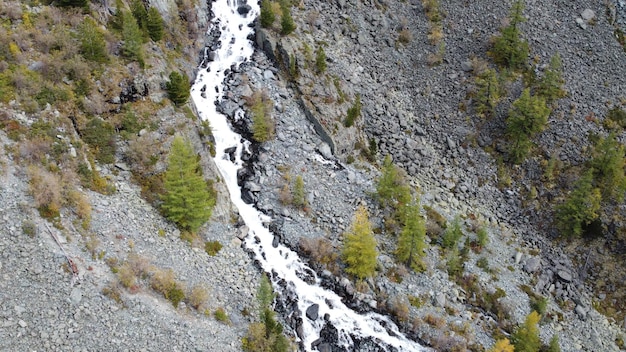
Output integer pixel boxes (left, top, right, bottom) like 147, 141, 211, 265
1, 0, 626, 351
215, 0, 626, 350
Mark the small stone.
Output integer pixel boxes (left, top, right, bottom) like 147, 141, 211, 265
238, 226, 249, 240
70, 288, 82, 306
434, 292, 446, 307
557, 270, 572, 282
575, 305, 587, 320
317, 143, 333, 159
581, 9, 595, 22
575, 18, 587, 30
515, 251, 523, 264
18, 320, 27, 328
524, 257, 541, 273
306, 304, 319, 320
263, 70, 274, 80
461, 61, 473, 72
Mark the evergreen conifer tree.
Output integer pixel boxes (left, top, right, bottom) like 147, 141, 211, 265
376, 155, 411, 211
280, 1, 296, 35
242, 274, 291, 352
555, 169, 601, 237
396, 200, 426, 271
147, 7, 164, 41
166, 71, 191, 106
131, 0, 148, 32
342, 205, 378, 280
161, 136, 214, 233
589, 133, 626, 202
121, 10, 145, 66
491, 0, 529, 70
536, 53, 565, 102
487, 339, 515, 352
78, 17, 109, 63
505, 88, 550, 163
474, 68, 500, 118
260, 0, 275, 28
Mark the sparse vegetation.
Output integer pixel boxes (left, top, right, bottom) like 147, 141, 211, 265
299, 237, 339, 274
189, 285, 210, 310
344, 94, 362, 128
205, 240, 223, 256
214, 307, 230, 323
315, 46, 327, 74
151, 268, 186, 308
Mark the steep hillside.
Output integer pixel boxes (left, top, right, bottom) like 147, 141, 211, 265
1, 0, 626, 351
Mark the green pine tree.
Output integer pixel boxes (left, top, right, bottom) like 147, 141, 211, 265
147, 7, 164, 41
342, 205, 378, 280
242, 274, 291, 352
292, 175, 306, 209
315, 46, 327, 74
490, 0, 529, 70
109, 0, 126, 31
555, 169, 601, 237
161, 136, 215, 233
396, 200, 427, 271
589, 133, 626, 202
376, 155, 411, 211
536, 53, 565, 102
78, 17, 109, 63
505, 88, 551, 163
280, 1, 296, 35
121, 10, 145, 67
260, 0, 275, 28
545, 335, 561, 352
166, 71, 191, 106
474, 68, 500, 118
511, 311, 542, 352
131, 0, 148, 32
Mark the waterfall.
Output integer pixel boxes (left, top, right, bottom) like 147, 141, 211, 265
190, 1, 428, 351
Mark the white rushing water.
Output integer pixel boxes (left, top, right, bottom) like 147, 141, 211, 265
190, 1, 428, 351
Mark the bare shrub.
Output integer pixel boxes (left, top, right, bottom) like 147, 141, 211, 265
431, 333, 468, 352
389, 296, 410, 323
127, 253, 153, 278
188, 284, 210, 310
19, 138, 51, 164
299, 237, 339, 274
117, 262, 137, 288
0, 2, 22, 21
67, 189, 91, 227
398, 29, 413, 44
424, 313, 446, 328
278, 183, 292, 205
28, 165, 63, 218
